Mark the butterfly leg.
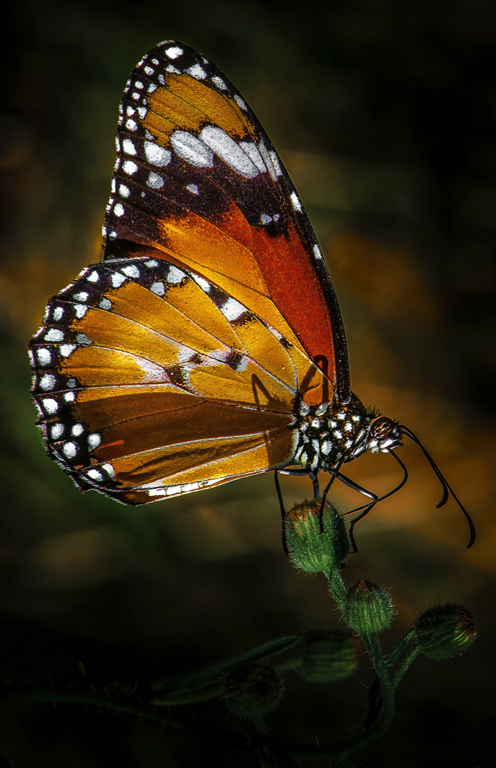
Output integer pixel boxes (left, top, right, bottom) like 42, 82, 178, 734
274, 471, 289, 555
278, 467, 321, 499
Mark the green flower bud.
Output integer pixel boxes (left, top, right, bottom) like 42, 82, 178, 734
344, 580, 394, 634
285, 499, 349, 574
414, 604, 476, 660
299, 630, 361, 682
223, 664, 282, 719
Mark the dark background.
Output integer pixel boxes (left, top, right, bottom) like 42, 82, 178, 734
1, 1, 495, 766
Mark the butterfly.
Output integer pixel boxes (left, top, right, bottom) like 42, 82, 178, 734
28, 41, 474, 545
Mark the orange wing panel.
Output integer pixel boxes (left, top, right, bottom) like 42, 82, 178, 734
99, 425, 296, 505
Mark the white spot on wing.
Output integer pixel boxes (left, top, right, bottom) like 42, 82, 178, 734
123, 160, 138, 175
121, 264, 140, 278
45, 329, 64, 342
111, 272, 127, 288
239, 141, 267, 173
269, 150, 282, 176
234, 94, 247, 110
122, 138, 136, 155
211, 75, 227, 90
59, 343, 76, 357
192, 274, 211, 292
170, 130, 214, 167
62, 442, 78, 459
42, 398, 58, 414
258, 141, 279, 180
37, 348, 51, 366
87, 469, 104, 482
151, 281, 165, 296
88, 433, 102, 449
39, 374, 56, 390
144, 141, 171, 167
290, 191, 302, 211
165, 46, 184, 59
167, 266, 186, 283
147, 171, 164, 188
199, 126, 259, 178
220, 297, 246, 321
50, 423, 64, 439
186, 63, 207, 80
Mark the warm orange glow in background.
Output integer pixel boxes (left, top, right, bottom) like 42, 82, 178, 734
1, 4, 495, 766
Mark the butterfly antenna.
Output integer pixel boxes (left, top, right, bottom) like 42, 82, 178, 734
274, 471, 289, 555
400, 425, 476, 549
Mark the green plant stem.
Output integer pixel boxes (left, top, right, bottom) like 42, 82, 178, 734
2, 687, 188, 730
360, 632, 394, 735
0, 681, 397, 762
151, 682, 223, 706
392, 644, 422, 689
150, 634, 301, 696
327, 567, 347, 610
385, 628, 416, 671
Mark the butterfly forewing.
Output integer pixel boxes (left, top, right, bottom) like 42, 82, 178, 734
104, 41, 350, 401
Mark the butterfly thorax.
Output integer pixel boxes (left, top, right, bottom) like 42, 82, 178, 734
292, 397, 402, 474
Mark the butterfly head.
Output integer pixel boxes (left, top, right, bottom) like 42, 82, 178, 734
368, 415, 403, 454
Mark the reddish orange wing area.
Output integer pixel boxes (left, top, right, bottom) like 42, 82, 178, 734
103, 41, 350, 404
29, 258, 328, 504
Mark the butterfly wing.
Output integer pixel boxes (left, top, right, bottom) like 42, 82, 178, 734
29, 41, 351, 504
104, 40, 351, 404
29, 256, 332, 503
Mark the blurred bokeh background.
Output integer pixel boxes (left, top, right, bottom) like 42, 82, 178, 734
1, 1, 495, 765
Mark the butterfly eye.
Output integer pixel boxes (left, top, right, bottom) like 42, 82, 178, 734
370, 417, 398, 442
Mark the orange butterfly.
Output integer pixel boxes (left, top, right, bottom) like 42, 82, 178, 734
27, 41, 474, 544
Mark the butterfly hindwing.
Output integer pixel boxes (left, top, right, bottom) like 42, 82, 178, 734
29, 256, 332, 503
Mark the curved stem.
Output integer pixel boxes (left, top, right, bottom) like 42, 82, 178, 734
385, 628, 416, 672
327, 568, 347, 611
360, 633, 394, 736
2, 687, 188, 731
392, 645, 422, 689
